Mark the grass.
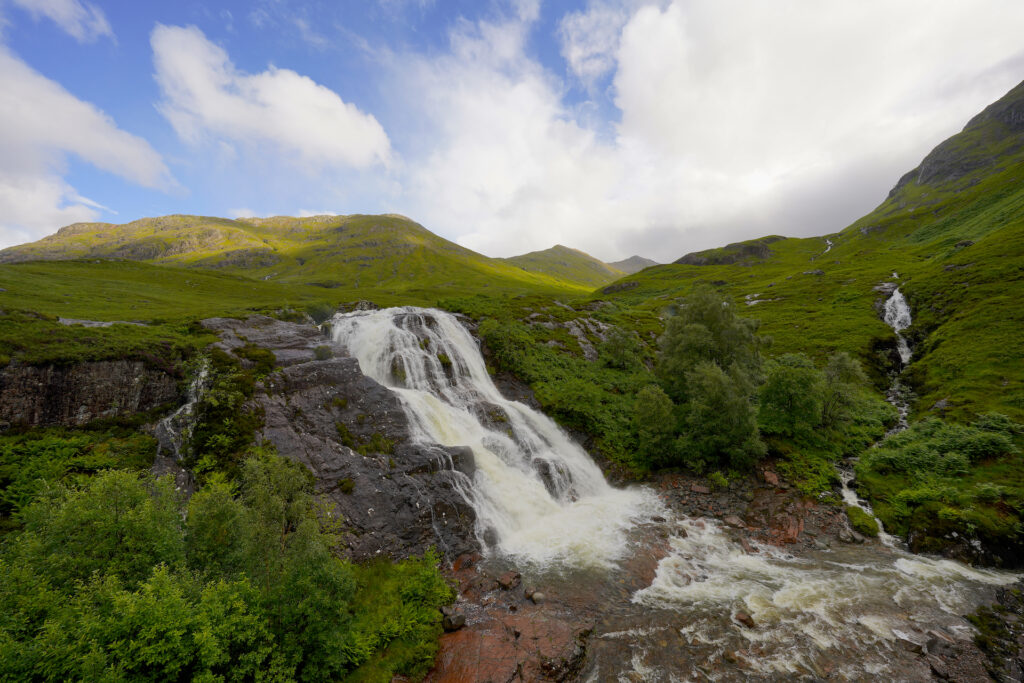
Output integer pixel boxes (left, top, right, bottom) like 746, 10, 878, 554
502, 244, 625, 288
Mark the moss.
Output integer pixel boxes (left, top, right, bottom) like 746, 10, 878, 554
357, 433, 395, 456
331, 396, 349, 410
234, 344, 276, 378
314, 345, 333, 361
335, 422, 356, 449
846, 506, 880, 537
339, 478, 355, 495
436, 352, 452, 369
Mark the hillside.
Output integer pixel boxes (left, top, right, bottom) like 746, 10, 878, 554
608, 255, 658, 275
0, 214, 596, 298
502, 244, 625, 288
599, 78, 1024, 424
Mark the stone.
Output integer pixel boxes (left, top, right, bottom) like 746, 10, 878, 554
739, 537, 757, 554
497, 571, 521, 590
723, 515, 745, 529
894, 632, 924, 654
925, 655, 949, 679
442, 613, 466, 632
926, 629, 957, 657
529, 592, 546, 604
762, 470, 780, 486
691, 484, 711, 494
734, 612, 756, 628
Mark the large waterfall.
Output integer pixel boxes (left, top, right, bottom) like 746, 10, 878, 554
330, 307, 661, 568
883, 286, 913, 366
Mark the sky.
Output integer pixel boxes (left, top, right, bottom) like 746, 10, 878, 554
2, 1, 1024, 262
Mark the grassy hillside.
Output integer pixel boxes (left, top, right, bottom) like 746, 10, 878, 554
502, 244, 625, 288
0, 214, 596, 296
599, 79, 1024, 423
608, 255, 658, 275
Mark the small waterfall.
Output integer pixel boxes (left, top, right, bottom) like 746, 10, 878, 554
883, 287, 913, 366
837, 464, 898, 547
823, 238, 833, 254
154, 358, 209, 460
330, 307, 661, 569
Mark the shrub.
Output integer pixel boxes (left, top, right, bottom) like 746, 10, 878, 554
846, 506, 880, 537
314, 345, 333, 361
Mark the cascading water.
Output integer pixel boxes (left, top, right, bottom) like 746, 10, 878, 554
330, 307, 662, 569
154, 358, 209, 460
883, 287, 913, 366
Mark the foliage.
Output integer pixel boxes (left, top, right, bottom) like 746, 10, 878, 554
0, 451, 453, 682
632, 384, 677, 468
598, 326, 643, 372
758, 354, 825, 438
678, 362, 765, 472
846, 506, 880, 537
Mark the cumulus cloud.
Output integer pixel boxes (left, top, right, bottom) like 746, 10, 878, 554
9, 0, 113, 42
393, 0, 1024, 261
151, 24, 391, 170
0, 47, 172, 247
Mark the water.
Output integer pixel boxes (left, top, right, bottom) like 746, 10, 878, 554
153, 358, 209, 460
330, 307, 662, 569
823, 238, 833, 254
883, 287, 913, 366
331, 306, 1019, 680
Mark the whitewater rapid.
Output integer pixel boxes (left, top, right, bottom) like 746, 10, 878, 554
331, 307, 662, 569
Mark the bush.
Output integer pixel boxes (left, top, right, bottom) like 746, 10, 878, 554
846, 506, 880, 537
314, 345, 333, 360
758, 354, 825, 438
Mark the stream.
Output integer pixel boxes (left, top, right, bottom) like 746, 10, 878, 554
331, 306, 1018, 681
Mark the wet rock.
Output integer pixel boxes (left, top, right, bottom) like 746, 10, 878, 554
651, 515, 666, 523
723, 515, 745, 529
734, 612, 756, 629
925, 654, 949, 679
497, 571, 521, 590
739, 537, 758, 554
895, 633, 924, 654
530, 592, 546, 605
442, 613, 466, 632
926, 629, 957, 657
691, 484, 711, 494
762, 470, 780, 486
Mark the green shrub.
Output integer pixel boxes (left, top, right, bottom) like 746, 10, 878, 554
314, 345, 333, 360
846, 506, 880, 537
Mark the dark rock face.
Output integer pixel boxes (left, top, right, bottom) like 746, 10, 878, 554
0, 360, 178, 429
674, 236, 785, 266
202, 316, 479, 562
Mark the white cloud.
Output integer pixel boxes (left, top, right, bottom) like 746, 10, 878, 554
151, 24, 391, 170
9, 0, 113, 42
391, 0, 1024, 261
558, 2, 628, 88
0, 47, 172, 247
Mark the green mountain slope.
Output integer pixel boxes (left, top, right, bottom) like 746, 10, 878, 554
502, 244, 625, 288
608, 255, 658, 275
600, 79, 1024, 423
0, 214, 594, 298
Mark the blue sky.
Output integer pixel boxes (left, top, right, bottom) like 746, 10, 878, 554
2, 0, 1024, 260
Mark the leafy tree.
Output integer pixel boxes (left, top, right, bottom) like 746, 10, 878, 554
758, 354, 826, 438
598, 327, 643, 372
632, 384, 677, 467
680, 362, 765, 471
821, 351, 869, 426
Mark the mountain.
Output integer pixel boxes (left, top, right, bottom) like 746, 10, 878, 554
0, 213, 598, 300
502, 244, 625, 289
599, 78, 1024, 424
608, 255, 658, 274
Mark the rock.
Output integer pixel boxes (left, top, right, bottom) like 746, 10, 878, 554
0, 360, 178, 429
762, 470, 780, 486
209, 316, 479, 562
739, 537, 757, 554
838, 528, 855, 543
955, 239, 975, 248
850, 531, 866, 544
529, 591, 546, 604
691, 484, 711, 494
523, 587, 535, 600
734, 612, 756, 628
651, 515, 666, 523
497, 571, 521, 590
926, 629, 957, 657
803, 269, 825, 276
442, 613, 466, 632
931, 398, 950, 412
894, 632, 924, 654
925, 654, 949, 679
723, 515, 745, 529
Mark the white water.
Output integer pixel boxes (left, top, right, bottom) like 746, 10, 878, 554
633, 517, 1017, 678
154, 358, 209, 460
823, 238, 833, 254
330, 307, 662, 569
883, 287, 913, 366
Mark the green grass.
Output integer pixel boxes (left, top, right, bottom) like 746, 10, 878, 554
502, 244, 625, 288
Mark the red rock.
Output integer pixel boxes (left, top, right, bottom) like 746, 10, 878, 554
763, 470, 780, 486
691, 484, 711, 494
723, 515, 745, 529
739, 537, 757, 554
735, 611, 756, 628
497, 571, 521, 590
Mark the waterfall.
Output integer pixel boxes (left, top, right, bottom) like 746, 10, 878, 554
883, 287, 913, 366
154, 358, 209, 460
330, 307, 662, 569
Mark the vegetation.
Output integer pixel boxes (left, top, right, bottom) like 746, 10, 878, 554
0, 452, 453, 681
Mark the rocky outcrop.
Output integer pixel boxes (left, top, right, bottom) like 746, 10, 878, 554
674, 236, 785, 266
0, 360, 178, 429
200, 316, 478, 561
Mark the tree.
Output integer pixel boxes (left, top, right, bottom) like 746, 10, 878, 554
632, 384, 678, 467
758, 354, 826, 438
599, 326, 643, 372
681, 362, 765, 471
821, 351, 869, 427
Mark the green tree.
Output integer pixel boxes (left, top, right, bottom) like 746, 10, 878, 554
599, 327, 643, 372
758, 354, 826, 438
632, 384, 678, 467
681, 362, 765, 471
821, 351, 869, 426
